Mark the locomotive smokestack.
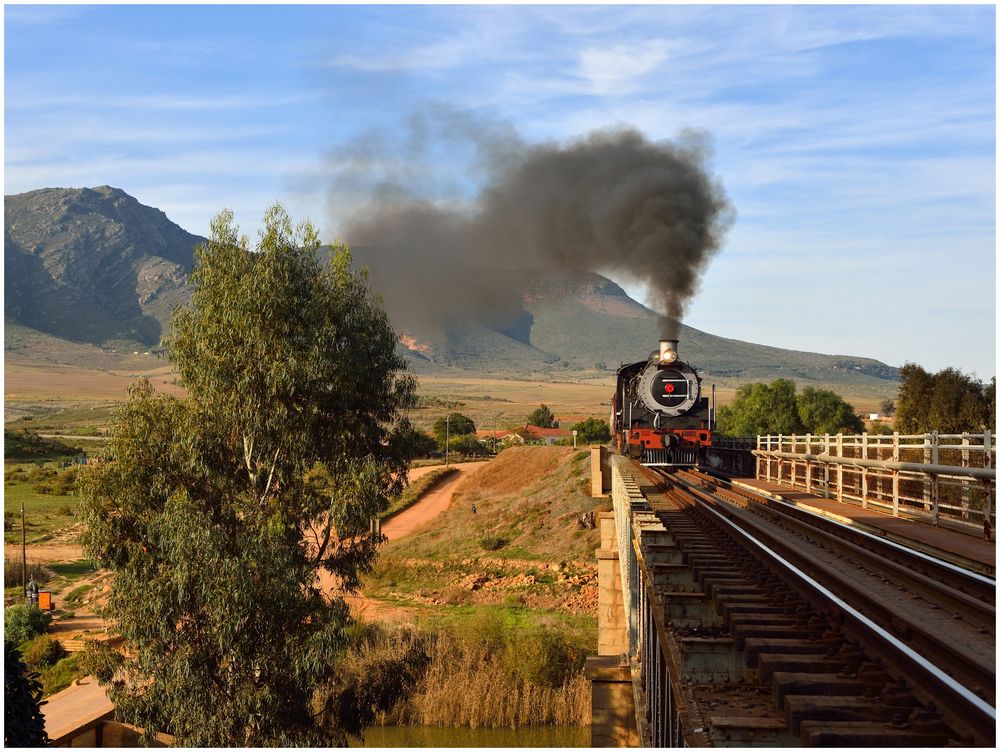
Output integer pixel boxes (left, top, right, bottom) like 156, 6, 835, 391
658, 339, 679, 365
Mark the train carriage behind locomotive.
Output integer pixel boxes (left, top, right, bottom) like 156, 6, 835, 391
611, 339, 713, 466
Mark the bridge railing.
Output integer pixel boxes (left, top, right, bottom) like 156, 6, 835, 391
754, 431, 995, 529
611, 460, 689, 746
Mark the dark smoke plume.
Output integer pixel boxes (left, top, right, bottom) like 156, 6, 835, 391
332, 112, 732, 339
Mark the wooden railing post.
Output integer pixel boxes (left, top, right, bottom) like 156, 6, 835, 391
791, 434, 797, 488
892, 432, 900, 516
984, 431, 994, 536
861, 433, 869, 509
930, 431, 940, 525
805, 433, 812, 493
823, 434, 831, 498
756, 434, 762, 480
923, 433, 932, 512
961, 433, 971, 520
836, 434, 844, 502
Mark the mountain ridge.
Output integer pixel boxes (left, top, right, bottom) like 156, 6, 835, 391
5, 187, 899, 390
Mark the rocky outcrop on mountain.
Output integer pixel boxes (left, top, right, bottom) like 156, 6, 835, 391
5, 186, 204, 347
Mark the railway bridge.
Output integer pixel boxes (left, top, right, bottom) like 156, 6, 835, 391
586, 433, 995, 747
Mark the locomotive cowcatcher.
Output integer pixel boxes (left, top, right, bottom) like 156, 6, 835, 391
611, 339, 713, 466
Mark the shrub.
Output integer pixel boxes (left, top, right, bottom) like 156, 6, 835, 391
4, 604, 51, 645
570, 417, 611, 443
22, 634, 65, 668
25, 464, 57, 483
449, 434, 488, 457
479, 535, 508, 551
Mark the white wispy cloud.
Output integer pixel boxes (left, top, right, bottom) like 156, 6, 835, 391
577, 39, 678, 96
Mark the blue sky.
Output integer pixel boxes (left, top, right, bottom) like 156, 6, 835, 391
5, 4, 996, 378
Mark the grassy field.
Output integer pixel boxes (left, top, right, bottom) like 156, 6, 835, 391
4, 472, 81, 545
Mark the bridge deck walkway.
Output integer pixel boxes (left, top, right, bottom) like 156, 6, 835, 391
728, 477, 995, 572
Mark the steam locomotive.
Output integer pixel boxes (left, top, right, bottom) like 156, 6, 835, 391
611, 339, 713, 466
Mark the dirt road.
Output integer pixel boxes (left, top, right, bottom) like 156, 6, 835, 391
341, 460, 489, 621
383, 461, 488, 541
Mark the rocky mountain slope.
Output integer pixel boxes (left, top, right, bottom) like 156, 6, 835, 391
5, 187, 898, 389
5, 186, 204, 348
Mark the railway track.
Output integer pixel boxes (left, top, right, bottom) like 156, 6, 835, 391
629, 460, 996, 746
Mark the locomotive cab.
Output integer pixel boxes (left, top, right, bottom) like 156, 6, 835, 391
612, 339, 713, 467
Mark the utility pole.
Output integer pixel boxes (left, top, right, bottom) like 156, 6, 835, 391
493, 414, 498, 454
21, 499, 27, 599
445, 411, 450, 467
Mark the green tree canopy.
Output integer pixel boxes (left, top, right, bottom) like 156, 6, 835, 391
432, 413, 476, 445
395, 425, 438, 458
796, 387, 864, 434
895, 363, 995, 433
716, 380, 864, 436
527, 404, 558, 428
715, 379, 803, 436
570, 417, 611, 443
80, 206, 417, 745
448, 434, 489, 457
894, 363, 935, 433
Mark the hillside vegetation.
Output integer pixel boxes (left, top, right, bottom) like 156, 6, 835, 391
364, 447, 604, 618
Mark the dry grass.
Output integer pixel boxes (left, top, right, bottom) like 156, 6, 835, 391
5, 357, 182, 401
4, 556, 54, 588
384, 446, 602, 563
351, 624, 590, 729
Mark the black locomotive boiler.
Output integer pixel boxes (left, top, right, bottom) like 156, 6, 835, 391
611, 339, 713, 466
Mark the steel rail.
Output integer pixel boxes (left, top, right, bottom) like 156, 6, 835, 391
671, 474, 996, 697
681, 469, 996, 606
658, 471, 997, 746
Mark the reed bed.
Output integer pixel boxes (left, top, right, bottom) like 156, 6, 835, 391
4, 555, 54, 588
348, 621, 591, 729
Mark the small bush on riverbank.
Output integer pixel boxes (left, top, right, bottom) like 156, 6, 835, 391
5, 604, 52, 645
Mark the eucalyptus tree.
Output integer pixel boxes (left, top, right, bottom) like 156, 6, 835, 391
81, 206, 417, 745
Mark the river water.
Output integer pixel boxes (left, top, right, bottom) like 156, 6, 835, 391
352, 725, 589, 747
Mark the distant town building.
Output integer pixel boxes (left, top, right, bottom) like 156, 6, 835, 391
521, 424, 573, 445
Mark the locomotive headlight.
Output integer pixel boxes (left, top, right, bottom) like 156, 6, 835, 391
658, 339, 679, 365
